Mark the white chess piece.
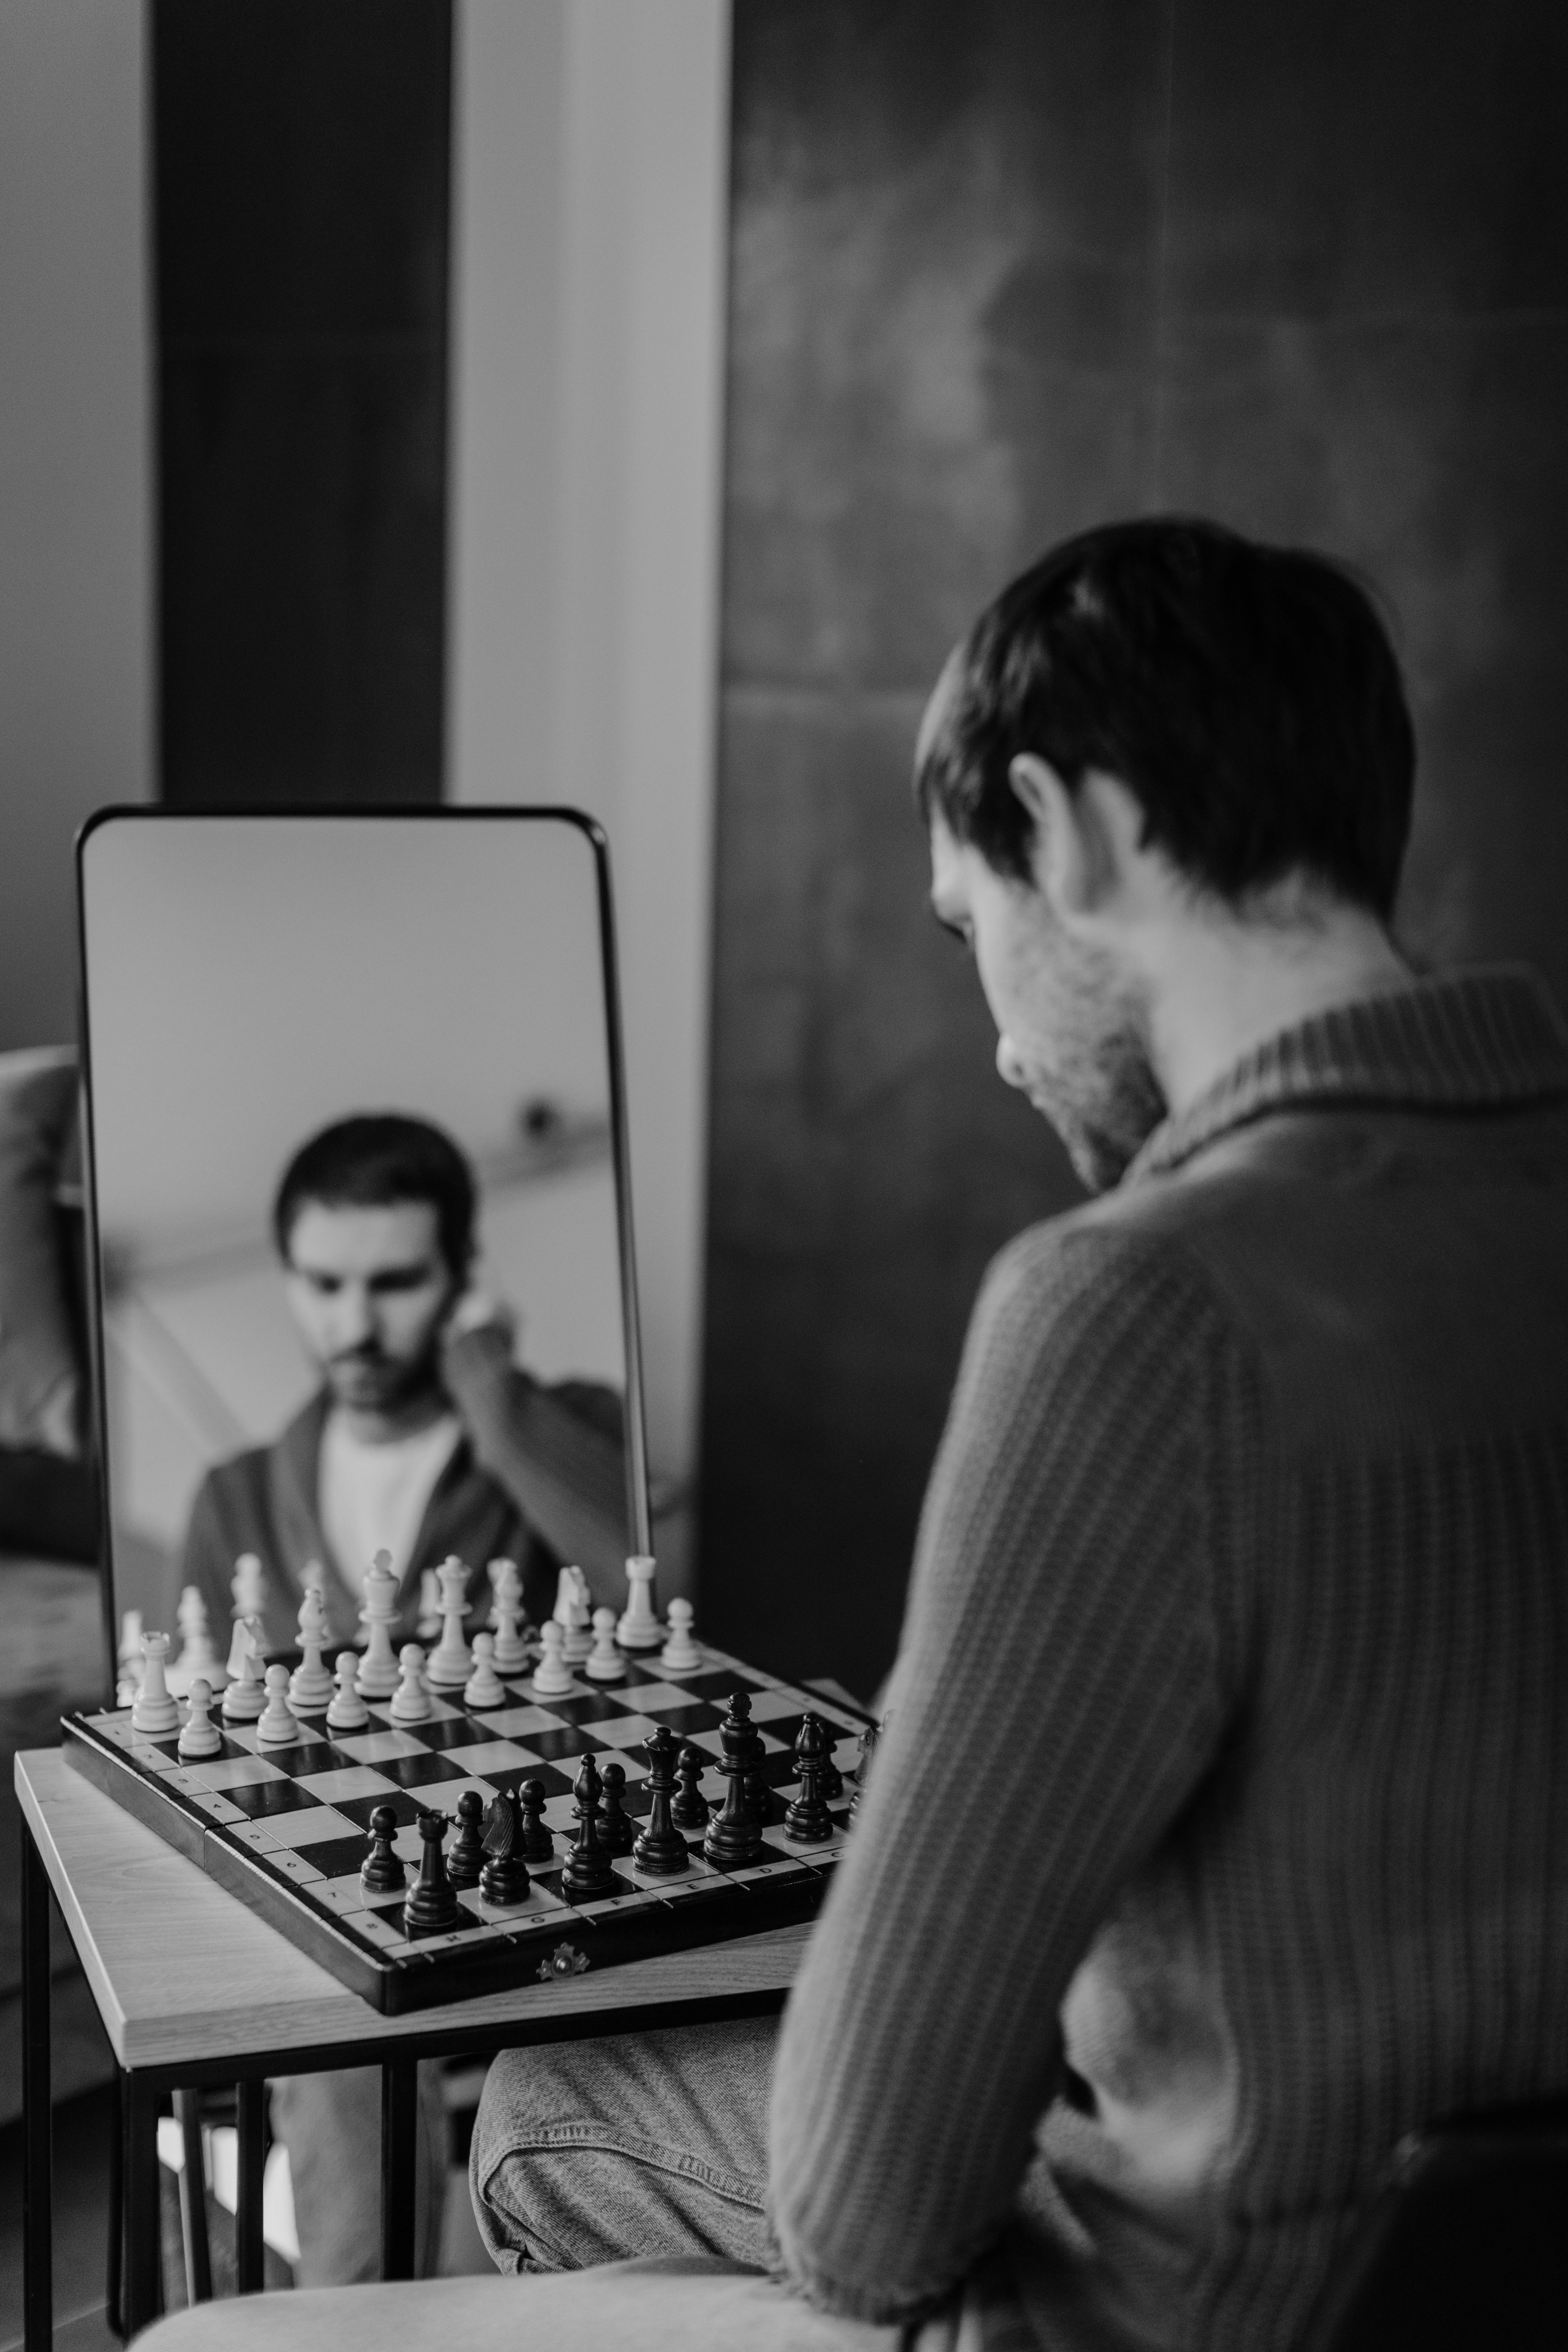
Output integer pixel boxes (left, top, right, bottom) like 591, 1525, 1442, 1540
529, 1619, 574, 1697
257, 1663, 300, 1746
390, 1642, 433, 1723
289, 1584, 336, 1713
659, 1596, 702, 1674
222, 1620, 267, 1721
616, 1554, 663, 1651
326, 1649, 370, 1732
169, 1585, 224, 1698
357, 1552, 401, 1698
178, 1677, 222, 1759
226, 1554, 267, 1679
464, 1630, 506, 1708
417, 1568, 442, 1641
131, 1630, 180, 1734
557, 1565, 594, 1664
425, 1555, 473, 1688
584, 1605, 628, 1684
490, 1558, 529, 1674
117, 1609, 145, 1706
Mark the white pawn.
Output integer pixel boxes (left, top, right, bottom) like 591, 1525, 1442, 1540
584, 1605, 628, 1684
464, 1630, 506, 1709
131, 1630, 180, 1734
426, 1555, 473, 1689
223, 1621, 267, 1721
390, 1642, 432, 1724
659, 1596, 702, 1674
289, 1584, 336, 1714
178, 1677, 222, 1759
326, 1649, 370, 1732
257, 1664, 300, 1747
529, 1618, 575, 1697
226, 1554, 267, 1679
357, 1552, 401, 1699
617, 1554, 663, 1651
557, 1566, 594, 1664
170, 1586, 224, 1697
490, 1558, 529, 1674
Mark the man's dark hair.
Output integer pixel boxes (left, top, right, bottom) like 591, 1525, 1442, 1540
915, 517, 1415, 918
273, 1113, 476, 1276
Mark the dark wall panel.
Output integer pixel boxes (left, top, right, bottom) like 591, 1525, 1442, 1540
704, 0, 1568, 1699
154, 0, 452, 805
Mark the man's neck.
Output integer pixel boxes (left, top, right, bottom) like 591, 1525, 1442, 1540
1143, 892, 1413, 1119
334, 1391, 454, 1448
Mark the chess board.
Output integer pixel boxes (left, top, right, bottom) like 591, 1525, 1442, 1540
60, 1645, 869, 2014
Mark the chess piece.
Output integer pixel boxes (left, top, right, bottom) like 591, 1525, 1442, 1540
289, 1584, 335, 1713
171, 1586, 224, 1696
659, 1596, 702, 1675
703, 1693, 764, 1869
222, 1621, 267, 1721
403, 1809, 460, 1931
257, 1664, 300, 1747
742, 1715, 771, 1823
616, 1553, 663, 1650
820, 1741, 844, 1804
426, 1554, 473, 1688
326, 1650, 370, 1733
131, 1631, 180, 1735
850, 1718, 880, 1819
117, 1610, 145, 1706
357, 1552, 401, 1699
416, 1568, 442, 1642
360, 1804, 406, 1895
556, 1566, 594, 1664
563, 1754, 617, 1896
518, 1778, 555, 1863
599, 1762, 635, 1855
530, 1619, 574, 1697
464, 1631, 506, 1709
671, 1742, 710, 1829
490, 1557, 530, 1674
390, 1643, 432, 1723
784, 1713, 834, 1843
226, 1557, 266, 1680
479, 1789, 532, 1905
177, 1677, 223, 1760
448, 1789, 487, 1888
584, 1605, 628, 1684
632, 1726, 691, 1874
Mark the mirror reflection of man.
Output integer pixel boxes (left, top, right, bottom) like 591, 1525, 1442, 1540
182, 1112, 626, 1657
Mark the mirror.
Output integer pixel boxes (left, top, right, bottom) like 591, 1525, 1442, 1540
78, 808, 649, 1691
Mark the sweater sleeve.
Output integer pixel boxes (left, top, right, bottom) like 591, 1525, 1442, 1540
442, 1325, 630, 1595
766, 1220, 1245, 2322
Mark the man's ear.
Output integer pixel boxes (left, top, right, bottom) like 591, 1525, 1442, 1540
1009, 756, 1142, 927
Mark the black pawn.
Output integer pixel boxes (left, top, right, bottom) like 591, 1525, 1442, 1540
564, 1754, 617, 1896
479, 1788, 531, 1906
360, 1804, 405, 1895
403, 1809, 461, 1931
850, 1719, 880, 1820
518, 1777, 555, 1864
600, 1762, 635, 1855
704, 1692, 765, 1869
671, 1742, 710, 1830
448, 1790, 487, 1888
632, 1725, 691, 1876
784, 1714, 835, 1844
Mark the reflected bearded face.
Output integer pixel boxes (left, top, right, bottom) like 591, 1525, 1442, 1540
281, 1198, 459, 1416
928, 818, 1165, 1191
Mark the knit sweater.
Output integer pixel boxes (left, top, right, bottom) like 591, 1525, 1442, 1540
767, 967, 1568, 2352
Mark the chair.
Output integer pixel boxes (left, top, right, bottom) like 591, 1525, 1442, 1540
1304, 2095, 1568, 2351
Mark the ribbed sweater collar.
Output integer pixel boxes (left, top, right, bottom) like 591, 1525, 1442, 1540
1128, 966, 1568, 1184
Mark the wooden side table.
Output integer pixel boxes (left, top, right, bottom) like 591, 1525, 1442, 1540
18, 1748, 807, 2349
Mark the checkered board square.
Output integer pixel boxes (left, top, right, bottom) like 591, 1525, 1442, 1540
61, 1644, 870, 2014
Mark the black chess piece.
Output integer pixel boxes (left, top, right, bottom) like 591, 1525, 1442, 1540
850, 1719, 880, 1820
820, 1741, 844, 1804
704, 1692, 765, 1869
632, 1725, 690, 1875
563, 1754, 617, 1896
403, 1808, 461, 1931
743, 1720, 771, 1823
518, 1777, 555, 1864
599, 1762, 635, 1855
479, 1788, 531, 1906
360, 1804, 405, 1895
448, 1789, 487, 1888
784, 1713, 835, 1844
671, 1742, 710, 1830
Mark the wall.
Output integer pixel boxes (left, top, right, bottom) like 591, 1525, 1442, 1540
0, 0, 151, 1052
705, 0, 1568, 1698
446, 0, 732, 1530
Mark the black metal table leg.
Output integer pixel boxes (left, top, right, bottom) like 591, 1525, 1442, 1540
380, 2057, 418, 2280
174, 2088, 212, 2303
122, 2073, 163, 2334
22, 1821, 52, 2352
237, 2077, 267, 2292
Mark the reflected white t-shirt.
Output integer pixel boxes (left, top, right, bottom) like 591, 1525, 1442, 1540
318, 1408, 462, 1602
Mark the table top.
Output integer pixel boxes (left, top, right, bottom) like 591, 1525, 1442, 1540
17, 1747, 810, 2074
